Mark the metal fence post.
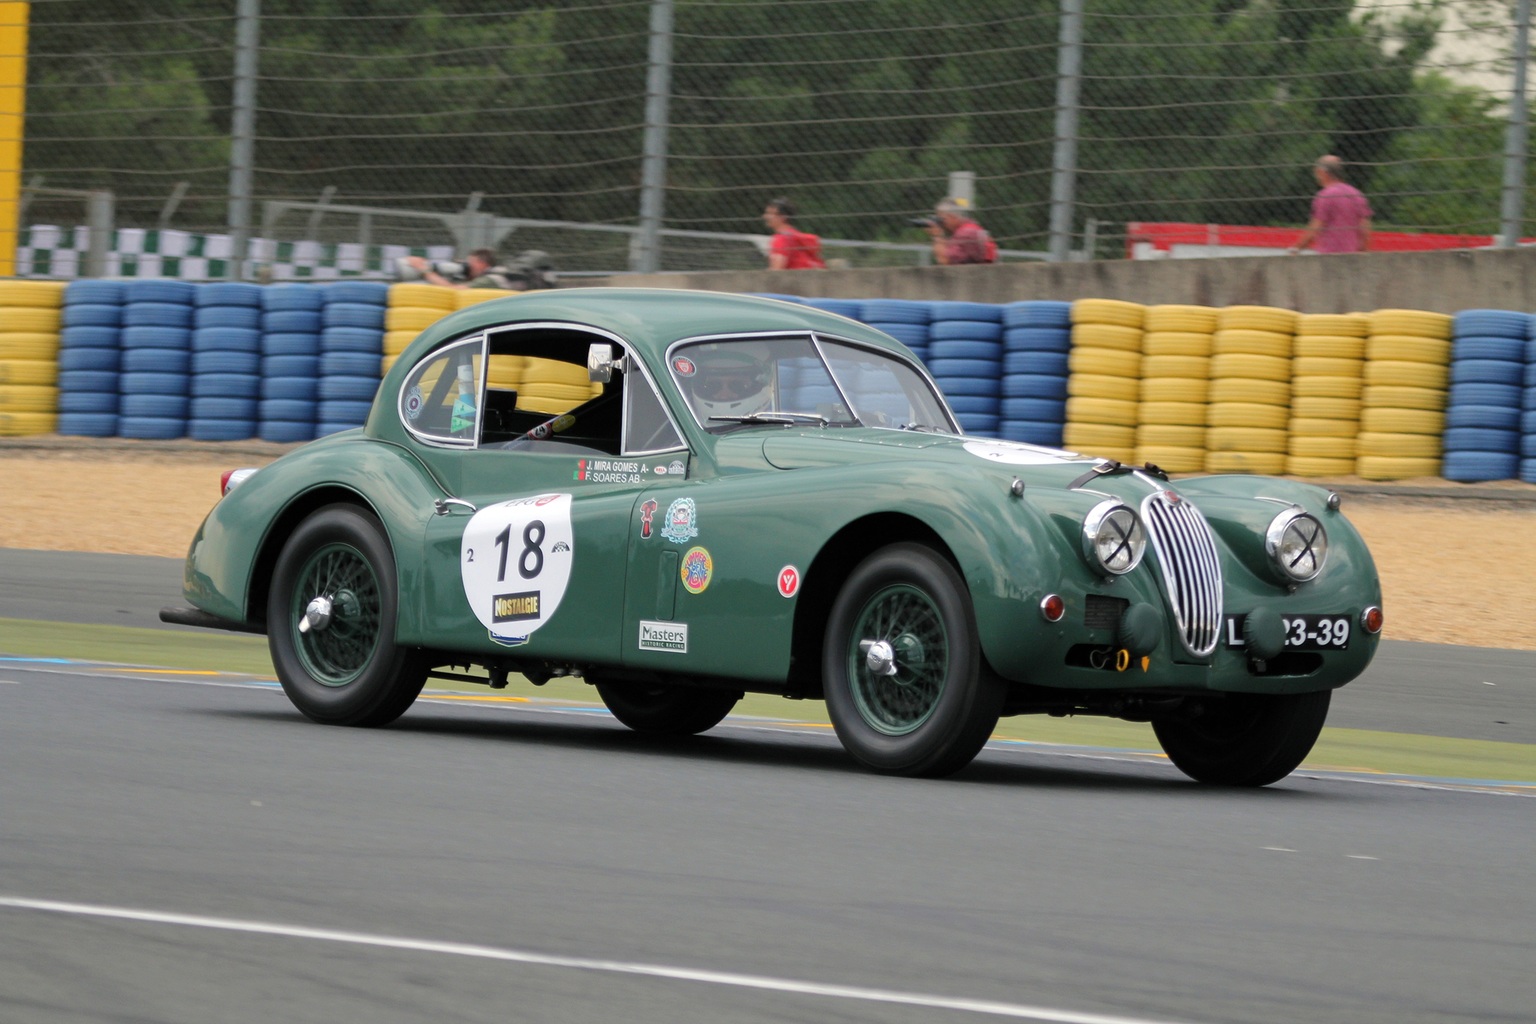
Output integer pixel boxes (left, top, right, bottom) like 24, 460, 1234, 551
1048, 0, 1084, 263
635, 0, 674, 274
1499, 0, 1531, 248
227, 0, 260, 280
85, 188, 113, 278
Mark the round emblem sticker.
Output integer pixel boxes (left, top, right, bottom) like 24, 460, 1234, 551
404, 385, 424, 421
673, 355, 697, 377
461, 493, 575, 644
680, 546, 713, 594
777, 565, 799, 599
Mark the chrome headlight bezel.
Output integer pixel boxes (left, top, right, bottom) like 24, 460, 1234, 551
1081, 500, 1146, 577
1265, 507, 1328, 583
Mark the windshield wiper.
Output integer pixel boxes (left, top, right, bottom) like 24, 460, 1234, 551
709, 412, 829, 427
898, 422, 947, 432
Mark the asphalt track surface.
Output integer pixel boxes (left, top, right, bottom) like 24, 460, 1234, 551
2, 548, 1534, 1023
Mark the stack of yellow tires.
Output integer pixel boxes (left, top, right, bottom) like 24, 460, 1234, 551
1064, 299, 1144, 463
1357, 309, 1453, 480
0, 281, 68, 436
1204, 305, 1297, 474
382, 283, 458, 376
454, 289, 548, 398
1136, 304, 1215, 473
1287, 313, 1369, 478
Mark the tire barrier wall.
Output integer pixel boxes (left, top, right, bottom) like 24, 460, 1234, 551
7, 283, 1536, 485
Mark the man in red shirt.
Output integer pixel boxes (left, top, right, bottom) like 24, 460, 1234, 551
1289, 155, 1372, 254
926, 198, 997, 265
762, 197, 825, 270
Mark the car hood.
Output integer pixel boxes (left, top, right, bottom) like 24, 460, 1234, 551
760, 428, 1097, 481
752, 428, 1339, 522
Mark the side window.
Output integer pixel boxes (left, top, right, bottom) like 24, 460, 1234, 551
624, 369, 684, 454
399, 337, 483, 445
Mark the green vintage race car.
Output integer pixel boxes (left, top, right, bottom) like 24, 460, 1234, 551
163, 288, 1383, 783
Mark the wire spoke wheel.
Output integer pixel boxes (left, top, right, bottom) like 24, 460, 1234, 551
291, 542, 382, 686
268, 504, 427, 727
847, 584, 948, 735
823, 543, 1004, 777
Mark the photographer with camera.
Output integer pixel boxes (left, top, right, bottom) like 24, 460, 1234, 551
401, 248, 555, 290
916, 198, 996, 265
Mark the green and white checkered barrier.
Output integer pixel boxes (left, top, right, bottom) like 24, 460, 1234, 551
15, 224, 454, 281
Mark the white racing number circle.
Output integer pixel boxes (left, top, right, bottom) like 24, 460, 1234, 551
461, 493, 575, 644
962, 439, 1074, 466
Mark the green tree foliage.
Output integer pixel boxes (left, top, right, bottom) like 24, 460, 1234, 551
18, 0, 1520, 254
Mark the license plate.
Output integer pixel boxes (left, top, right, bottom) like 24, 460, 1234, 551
1224, 613, 1351, 651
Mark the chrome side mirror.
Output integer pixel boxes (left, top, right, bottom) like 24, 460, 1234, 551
588, 343, 616, 383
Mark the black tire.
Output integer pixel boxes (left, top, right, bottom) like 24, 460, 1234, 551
1152, 690, 1331, 786
822, 543, 1004, 777
267, 504, 427, 727
593, 681, 740, 736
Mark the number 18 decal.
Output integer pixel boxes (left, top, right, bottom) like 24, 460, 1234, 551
462, 493, 574, 642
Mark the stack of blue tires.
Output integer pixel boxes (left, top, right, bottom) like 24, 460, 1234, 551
800, 297, 863, 321
925, 301, 1002, 436
858, 299, 932, 363
55, 280, 125, 438
189, 283, 263, 441
260, 285, 324, 443
998, 300, 1072, 447
1442, 309, 1530, 482
1525, 325, 1536, 484
317, 282, 387, 436
119, 280, 196, 439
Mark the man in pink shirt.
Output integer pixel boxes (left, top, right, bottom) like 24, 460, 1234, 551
1289, 155, 1371, 254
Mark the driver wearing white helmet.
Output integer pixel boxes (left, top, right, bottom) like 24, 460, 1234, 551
677, 347, 774, 423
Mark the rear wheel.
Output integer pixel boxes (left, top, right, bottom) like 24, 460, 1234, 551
267, 504, 427, 726
822, 543, 1004, 777
594, 681, 741, 736
1152, 690, 1331, 786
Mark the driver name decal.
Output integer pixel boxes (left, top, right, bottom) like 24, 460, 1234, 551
574, 458, 650, 484
461, 493, 574, 646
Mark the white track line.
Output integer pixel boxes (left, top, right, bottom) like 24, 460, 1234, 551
0, 896, 1202, 1024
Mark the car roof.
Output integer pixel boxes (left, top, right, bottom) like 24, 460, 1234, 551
403, 287, 906, 363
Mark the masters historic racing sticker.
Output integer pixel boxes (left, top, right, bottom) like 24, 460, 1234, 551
461, 493, 575, 646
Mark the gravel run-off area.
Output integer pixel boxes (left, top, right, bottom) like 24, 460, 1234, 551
3, 440, 1535, 652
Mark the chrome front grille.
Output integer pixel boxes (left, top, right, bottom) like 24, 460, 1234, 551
1141, 492, 1223, 657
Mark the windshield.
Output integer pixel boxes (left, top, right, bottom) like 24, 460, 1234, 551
670, 334, 955, 433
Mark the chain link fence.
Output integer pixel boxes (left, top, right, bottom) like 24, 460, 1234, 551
15, 0, 1534, 276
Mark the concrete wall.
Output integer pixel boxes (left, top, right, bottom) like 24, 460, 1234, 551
579, 247, 1536, 315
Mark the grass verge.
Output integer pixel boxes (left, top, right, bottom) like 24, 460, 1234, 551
3, 617, 1531, 784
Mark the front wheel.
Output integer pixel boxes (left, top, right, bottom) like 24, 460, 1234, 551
822, 543, 1004, 777
1152, 690, 1331, 786
267, 504, 427, 727
593, 681, 741, 736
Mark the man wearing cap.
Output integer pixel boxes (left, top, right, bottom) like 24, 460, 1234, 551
1288, 155, 1372, 254
926, 199, 996, 265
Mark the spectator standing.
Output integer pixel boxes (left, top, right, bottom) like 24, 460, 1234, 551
1288, 155, 1372, 254
926, 198, 997, 265
762, 198, 826, 270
